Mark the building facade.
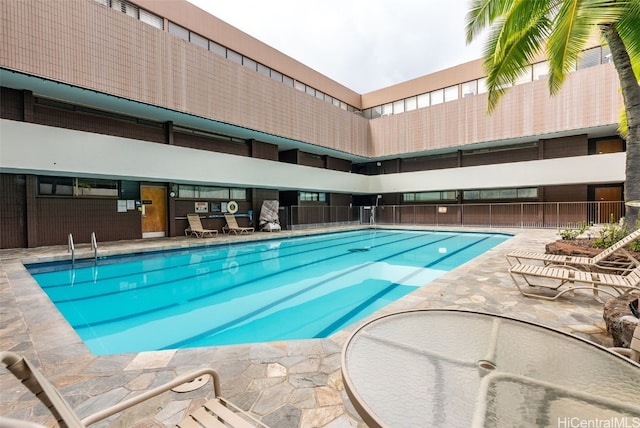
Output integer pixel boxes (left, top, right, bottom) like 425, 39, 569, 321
0, 0, 626, 248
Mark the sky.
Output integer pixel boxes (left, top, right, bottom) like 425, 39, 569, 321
185, 0, 488, 93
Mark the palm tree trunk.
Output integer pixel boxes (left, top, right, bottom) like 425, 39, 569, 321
601, 25, 640, 227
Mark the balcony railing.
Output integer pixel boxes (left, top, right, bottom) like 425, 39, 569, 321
287, 202, 626, 230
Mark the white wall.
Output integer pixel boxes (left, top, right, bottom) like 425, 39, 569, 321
0, 120, 626, 195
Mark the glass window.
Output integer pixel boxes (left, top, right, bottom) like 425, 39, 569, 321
230, 188, 246, 200
381, 103, 393, 116
444, 85, 458, 102
393, 100, 405, 114
578, 46, 601, 70
139, 9, 163, 29
405, 96, 417, 111
270, 69, 283, 82
602, 45, 612, 64
430, 89, 444, 105
305, 85, 316, 96
517, 188, 538, 198
38, 176, 74, 196
199, 187, 229, 199
257, 63, 270, 77
332, 98, 341, 107
463, 190, 480, 200
514, 66, 532, 85
417, 93, 429, 108
441, 191, 457, 200
168, 22, 189, 41
226, 50, 242, 65
242, 57, 257, 71
498, 188, 517, 199
461, 81, 477, 97
76, 178, 118, 197
283, 75, 294, 87
190, 32, 208, 49
370, 106, 382, 119
416, 192, 441, 201
533, 61, 548, 80
340, 101, 348, 110
209, 41, 226, 57
315, 90, 325, 100
477, 78, 488, 94
178, 185, 196, 198
324, 95, 334, 104
294, 80, 305, 92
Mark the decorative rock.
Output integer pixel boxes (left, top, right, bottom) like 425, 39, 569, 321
603, 292, 640, 347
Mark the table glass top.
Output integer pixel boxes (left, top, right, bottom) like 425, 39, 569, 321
342, 310, 640, 427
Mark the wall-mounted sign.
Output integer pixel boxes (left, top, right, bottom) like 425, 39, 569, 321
438, 206, 448, 214
195, 201, 208, 213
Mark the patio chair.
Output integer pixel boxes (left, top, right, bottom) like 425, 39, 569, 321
610, 324, 640, 363
506, 228, 640, 273
1, 351, 268, 428
185, 214, 218, 238
508, 263, 640, 302
258, 200, 281, 232
224, 213, 254, 235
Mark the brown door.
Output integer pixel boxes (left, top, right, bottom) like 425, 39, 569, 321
595, 187, 623, 223
141, 186, 167, 238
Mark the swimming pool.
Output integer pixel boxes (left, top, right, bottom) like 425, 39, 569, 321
27, 229, 510, 355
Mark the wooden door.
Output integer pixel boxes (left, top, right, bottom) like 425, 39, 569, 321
141, 186, 166, 238
595, 187, 623, 223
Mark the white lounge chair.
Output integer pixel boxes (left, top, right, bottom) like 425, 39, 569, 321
224, 213, 254, 234
506, 228, 640, 273
1, 351, 268, 427
185, 214, 218, 238
508, 263, 640, 302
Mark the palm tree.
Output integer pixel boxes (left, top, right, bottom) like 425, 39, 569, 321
466, 0, 640, 226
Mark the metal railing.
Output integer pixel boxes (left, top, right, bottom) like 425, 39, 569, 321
288, 201, 626, 230
68, 233, 75, 265
91, 232, 98, 262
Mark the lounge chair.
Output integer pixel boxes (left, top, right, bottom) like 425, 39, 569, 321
259, 200, 281, 232
610, 324, 640, 363
1, 351, 268, 428
185, 214, 218, 238
224, 213, 254, 234
508, 263, 640, 302
506, 228, 640, 273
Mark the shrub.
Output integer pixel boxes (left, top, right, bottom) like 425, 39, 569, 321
558, 221, 590, 240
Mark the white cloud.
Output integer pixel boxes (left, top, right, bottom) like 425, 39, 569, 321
186, 0, 487, 93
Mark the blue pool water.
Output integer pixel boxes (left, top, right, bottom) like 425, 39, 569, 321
27, 229, 510, 355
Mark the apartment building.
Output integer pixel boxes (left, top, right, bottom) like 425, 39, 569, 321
0, 0, 625, 248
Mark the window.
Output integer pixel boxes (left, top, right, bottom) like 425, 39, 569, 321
403, 191, 457, 202
178, 185, 247, 200
393, 100, 405, 114
477, 78, 488, 94
405, 96, 417, 111
168, 22, 189, 41
300, 192, 326, 202
463, 187, 537, 200
139, 9, 163, 29
226, 50, 242, 65
38, 177, 74, 196
209, 41, 226, 57
294, 80, 306, 92
381, 103, 393, 116
270, 69, 283, 82
417, 93, 429, 108
578, 47, 602, 70
257, 63, 271, 77
461, 81, 477, 97
370, 106, 382, 119
444, 85, 458, 102
430, 89, 444, 105
242, 57, 257, 71
190, 32, 208, 49
533, 61, 548, 80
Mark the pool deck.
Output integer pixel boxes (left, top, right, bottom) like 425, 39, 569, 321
0, 226, 616, 427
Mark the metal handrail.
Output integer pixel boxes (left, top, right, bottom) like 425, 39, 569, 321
67, 233, 75, 265
91, 232, 98, 262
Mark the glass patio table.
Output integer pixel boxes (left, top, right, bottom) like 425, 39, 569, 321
341, 310, 640, 428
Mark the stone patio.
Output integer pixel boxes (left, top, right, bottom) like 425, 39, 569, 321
0, 227, 617, 427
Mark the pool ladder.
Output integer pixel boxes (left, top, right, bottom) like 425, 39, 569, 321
67, 232, 98, 266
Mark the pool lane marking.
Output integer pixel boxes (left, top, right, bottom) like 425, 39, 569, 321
34, 230, 402, 288
71, 233, 456, 334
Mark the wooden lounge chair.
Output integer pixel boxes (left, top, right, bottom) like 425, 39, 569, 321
610, 325, 640, 363
508, 263, 640, 302
185, 214, 218, 238
1, 351, 268, 428
506, 228, 640, 273
224, 213, 254, 235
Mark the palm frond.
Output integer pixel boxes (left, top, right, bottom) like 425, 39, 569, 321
466, 0, 510, 43
548, 0, 627, 93
617, 1, 640, 80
